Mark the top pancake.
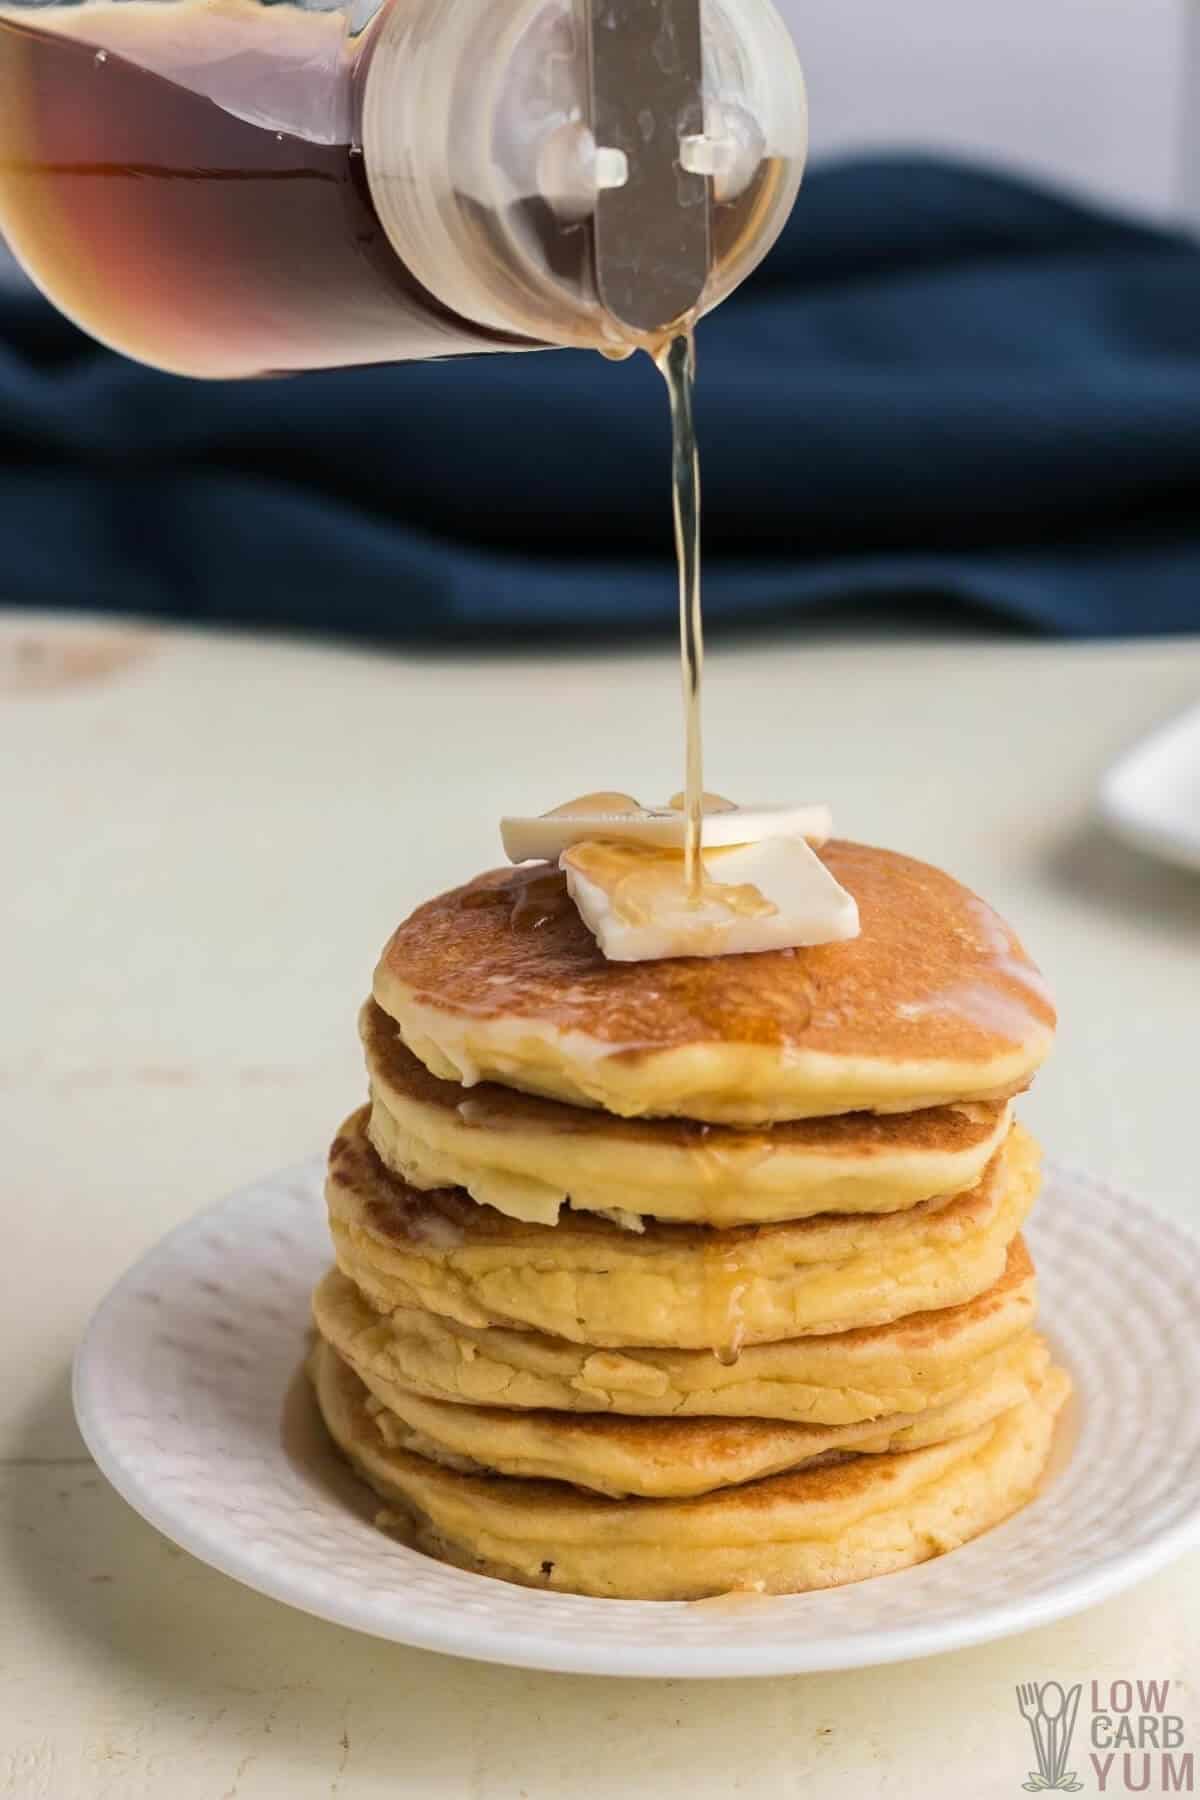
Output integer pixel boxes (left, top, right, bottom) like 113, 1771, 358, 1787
373, 841, 1056, 1123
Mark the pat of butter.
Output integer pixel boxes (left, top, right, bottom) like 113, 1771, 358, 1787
501, 796, 831, 864
561, 836, 859, 962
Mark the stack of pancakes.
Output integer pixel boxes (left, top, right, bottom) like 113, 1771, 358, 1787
310, 840, 1070, 1600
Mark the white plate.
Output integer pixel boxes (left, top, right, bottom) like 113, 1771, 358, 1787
73, 1161, 1200, 1678
1099, 702, 1200, 872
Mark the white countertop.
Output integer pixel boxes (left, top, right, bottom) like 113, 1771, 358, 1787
3, 609, 1198, 1798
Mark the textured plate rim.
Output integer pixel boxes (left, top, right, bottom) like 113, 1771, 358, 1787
72, 1160, 1200, 1679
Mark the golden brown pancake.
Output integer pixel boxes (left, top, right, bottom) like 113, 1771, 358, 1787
311, 1235, 1038, 1424
332, 1328, 1051, 1498
361, 999, 1014, 1227
311, 1341, 1070, 1599
372, 842, 1056, 1122
327, 1107, 1038, 1350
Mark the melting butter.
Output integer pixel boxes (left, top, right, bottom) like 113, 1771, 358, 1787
566, 840, 776, 930
542, 791, 642, 819
562, 834, 859, 963
500, 798, 832, 864
666, 791, 739, 815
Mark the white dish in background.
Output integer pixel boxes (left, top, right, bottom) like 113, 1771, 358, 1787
73, 1160, 1200, 1679
1099, 703, 1200, 872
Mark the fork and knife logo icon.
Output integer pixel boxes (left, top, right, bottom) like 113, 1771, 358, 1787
1016, 1682, 1084, 1791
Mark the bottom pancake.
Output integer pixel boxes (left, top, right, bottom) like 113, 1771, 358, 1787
312, 1237, 1037, 1425
334, 1322, 1050, 1499
310, 1341, 1070, 1600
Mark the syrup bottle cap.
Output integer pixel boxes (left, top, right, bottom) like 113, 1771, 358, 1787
361, 0, 807, 351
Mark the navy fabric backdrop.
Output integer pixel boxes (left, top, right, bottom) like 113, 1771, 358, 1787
2, 157, 1199, 640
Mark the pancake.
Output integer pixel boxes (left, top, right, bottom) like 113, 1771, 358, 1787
328, 1108, 1038, 1351
311, 1341, 1070, 1599
362, 1000, 1014, 1227
311, 1235, 1038, 1423
333, 1327, 1051, 1498
372, 842, 1056, 1123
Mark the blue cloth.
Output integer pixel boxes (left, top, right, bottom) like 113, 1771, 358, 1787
2, 156, 1199, 639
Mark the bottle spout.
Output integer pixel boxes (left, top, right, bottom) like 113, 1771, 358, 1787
586, 0, 711, 336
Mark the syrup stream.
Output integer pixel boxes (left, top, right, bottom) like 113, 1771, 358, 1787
657, 329, 704, 899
